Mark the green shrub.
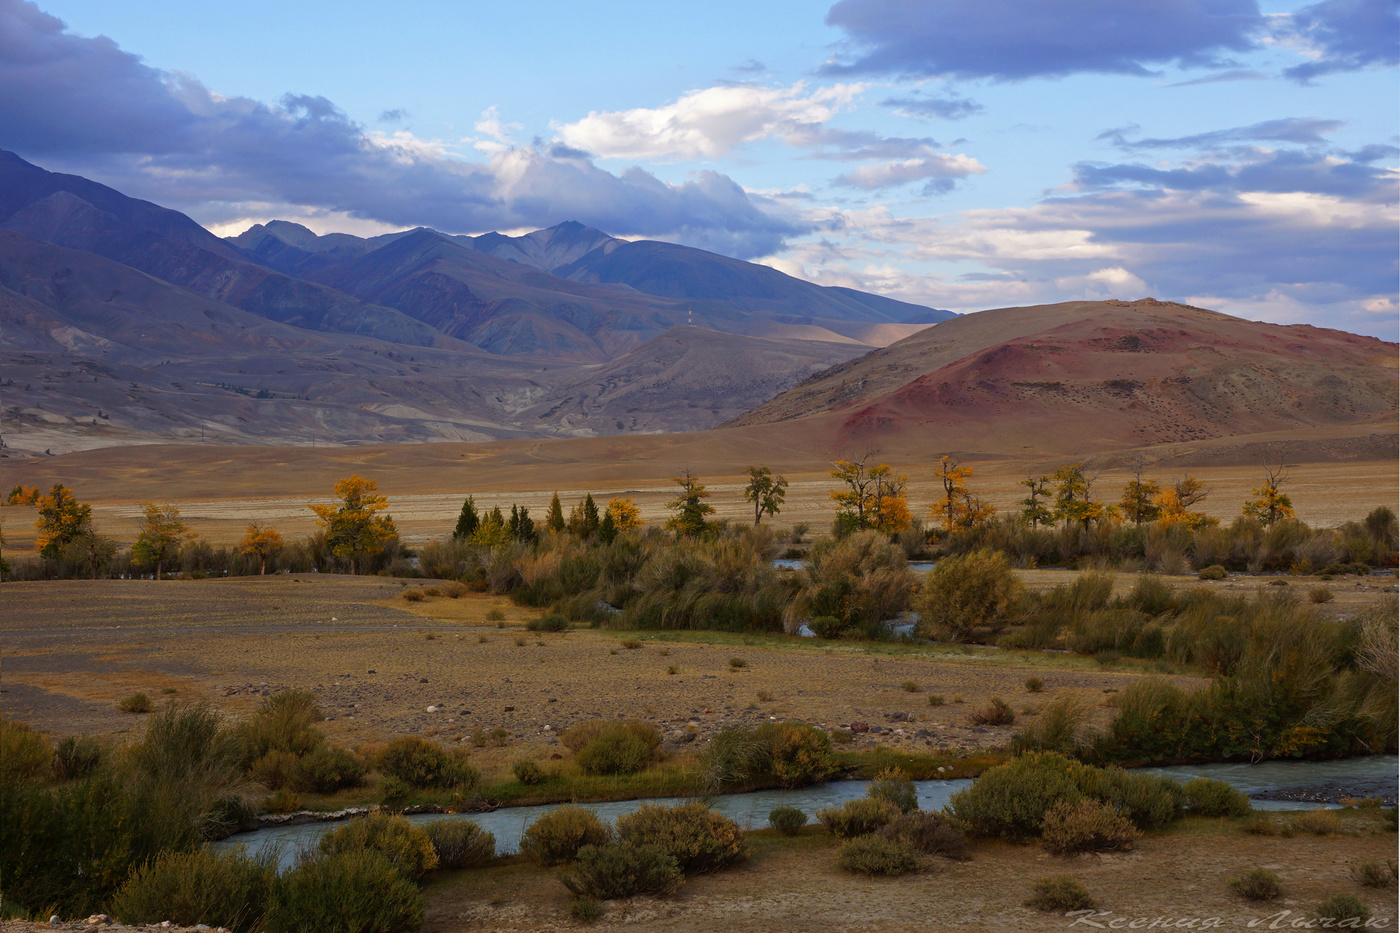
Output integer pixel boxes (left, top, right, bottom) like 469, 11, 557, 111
1294, 809, 1342, 835
1315, 893, 1371, 925
1349, 861, 1390, 888
754, 721, 835, 787
808, 615, 845, 639
267, 850, 423, 933
527, 613, 569, 632
0, 718, 52, 782
768, 805, 808, 835
520, 805, 614, 866
317, 811, 438, 879
424, 819, 495, 869
867, 767, 918, 813
1040, 799, 1140, 855
1128, 575, 1176, 616
878, 810, 967, 859
1183, 777, 1251, 817
1025, 677, 1044, 693
949, 752, 1088, 839
837, 834, 921, 876
917, 548, 1020, 642
574, 724, 658, 775
120, 692, 153, 713
927, 694, 945, 707
235, 689, 323, 765
792, 530, 916, 630
1026, 875, 1097, 912
1309, 585, 1334, 604
485, 607, 506, 622
513, 759, 545, 785
265, 788, 300, 813
251, 750, 299, 790
1229, 867, 1282, 901
560, 843, 682, 899
111, 845, 278, 933
1089, 768, 1184, 829
615, 802, 746, 874
1240, 813, 1297, 837
1010, 697, 1086, 756
51, 735, 104, 782
376, 736, 476, 789
817, 797, 901, 838
1197, 565, 1227, 580
570, 894, 602, 922
295, 743, 365, 793
401, 588, 425, 601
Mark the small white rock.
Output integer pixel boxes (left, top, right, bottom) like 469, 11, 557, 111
426, 705, 438, 712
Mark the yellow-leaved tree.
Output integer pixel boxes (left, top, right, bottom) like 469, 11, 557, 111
309, 475, 397, 574
606, 497, 644, 531
240, 523, 285, 575
930, 456, 995, 533
131, 503, 192, 580
35, 484, 92, 559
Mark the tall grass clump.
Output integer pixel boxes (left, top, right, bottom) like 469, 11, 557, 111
622, 527, 789, 633
266, 850, 423, 933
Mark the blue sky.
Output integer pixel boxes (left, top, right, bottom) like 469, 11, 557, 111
3, 0, 1396, 337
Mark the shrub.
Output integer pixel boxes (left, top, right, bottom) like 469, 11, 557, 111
236, 689, 324, 764
317, 811, 439, 879
1090, 768, 1184, 830
265, 788, 300, 813
968, 697, 1015, 726
1197, 565, 1227, 580
120, 692, 153, 713
570, 895, 602, 922
560, 843, 682, 899
295, 743, 365, 793
267, 850, 423, 933
401, 589, 425, 601
837, 834, 921, 876
867, 768, 918, 813
917, 549, 1020, 642
1349, 861, 1390, 888
1026, 875, 1097, 912
424, 819, 495, 869
1128, 575, 1176, 616
949, 752, 1088, 839
528, 613, 569, 632
1010, 697, 1087, 756
251, 750, 299, 790
1228, 867, 1282, 901
520, 805, 614, 866
927, 694, 945, 707
615, 802, 746, 874
1308, 585, 1334, 604
768, 806, 808, 835
1315, 893, 1371, 925
729, 656, 747, 668
0, 719, 53, 782
485, 607, 506, 622
51, 735, 104, 782
1240, 813, 1297, 837
1294, 809, 1342, 835
1040, 799, 1140, 855
572, 723, 660, 775
1182, 777, 1251, 817
513, 759, 545, 785
754, 721, 836, 787
900, 680, 921, 693
376, 736, 475, 789
808, 615, 844, 639
111, 845, 278, 933
817, 797, 901, 838
1025, 677, 1044, 693
791, 531, 916, 630
878, 810, 967, 859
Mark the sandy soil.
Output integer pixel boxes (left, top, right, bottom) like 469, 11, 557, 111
0, 575, 1228, 778
419, 816, 1398, 932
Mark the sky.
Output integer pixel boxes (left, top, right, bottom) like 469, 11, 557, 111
1, 0, 1396, 338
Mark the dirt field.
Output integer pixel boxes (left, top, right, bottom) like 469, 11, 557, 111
419, 816, 1398, 932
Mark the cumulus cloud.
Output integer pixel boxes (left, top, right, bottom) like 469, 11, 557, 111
552, 83, 862, 160
821, 0, 1264, 80
1281, 0, 1400, 81
0, 0, 806, 258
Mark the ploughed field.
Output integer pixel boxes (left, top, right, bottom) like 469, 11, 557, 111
0, 573, 1239, 781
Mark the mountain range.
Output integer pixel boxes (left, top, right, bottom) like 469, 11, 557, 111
0, 150, 946, 455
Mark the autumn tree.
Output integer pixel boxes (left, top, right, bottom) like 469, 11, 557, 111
830, 454, 878, 532
742, 466, 789, 525
452, 496, 480, 540
1019, 475, 1053, 528
471, 508, 509, 548
240, 523, 284, 575
929, 456, 994, 533
309, 475, 397, 575
1052, 463, 1112, 530
131, 503, 192, 580
7, 484, 40, 506
1154, 475, 1215, 530
868, 464, 912, 533
1118, 456, 1162, 525
546, 492, 566, 534
606, 497, 643, 532
1242, 464, 1296, 527
35, 484, 92, 559
665, 469, 714, 537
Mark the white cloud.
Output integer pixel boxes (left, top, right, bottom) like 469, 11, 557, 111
832, 153, 986, 190
553, 82, 863, 160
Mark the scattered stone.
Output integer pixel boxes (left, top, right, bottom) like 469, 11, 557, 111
419, 678, 429, 683
426, 705, 438, 712
84, 914, 112, 925
368, 669, 376, 674
850, 721, 870, 733
503, 706, 515, 712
